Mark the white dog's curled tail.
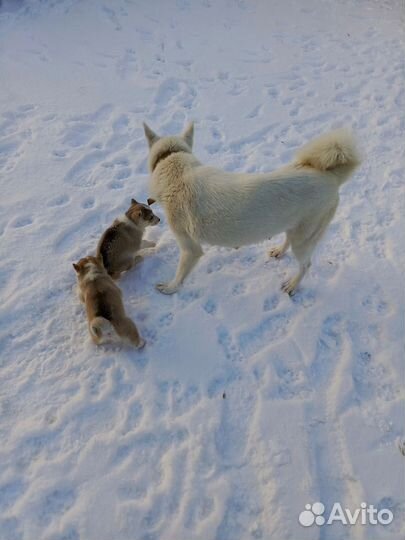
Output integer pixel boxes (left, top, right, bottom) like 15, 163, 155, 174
90, 317, 116, 343
294, 129, 361, 185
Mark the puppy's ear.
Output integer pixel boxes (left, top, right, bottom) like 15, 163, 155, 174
182, 121, 194, 148
73, 263, 80, 272
143, 122, 159, 148
131, 198, 137, 205
147, 197, 156, 206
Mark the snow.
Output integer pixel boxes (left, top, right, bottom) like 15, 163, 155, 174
0, 0, 404, 539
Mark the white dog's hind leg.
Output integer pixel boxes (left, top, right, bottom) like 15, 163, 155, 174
156, 233, 203, 295
282, 205, 337, 295
281, 260, 311, 295
269, 236, 290, 259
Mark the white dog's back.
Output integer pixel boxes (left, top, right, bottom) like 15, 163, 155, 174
164, 129, 360, 247
188, 167, 332, 246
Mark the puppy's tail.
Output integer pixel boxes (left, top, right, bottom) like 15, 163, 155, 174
294, 129, 360, 186
90, 317, 116, 344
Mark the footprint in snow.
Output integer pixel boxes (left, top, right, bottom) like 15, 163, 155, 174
263, 294, 279, 312
158, 312, 174, 327
12, 217, 33, 228
81, 197, 95, 209
178, 288, 203, 305
203, 298, 217, 315
361, 286, 389, 315
108, 180, 124, 190
38, 487, 76, 526
207, 367, 240, 398
60, 122, 97, 149
171, 383, 201, 416
231, 282, 246, 296
217, 325, 243, 362
291, 289, 316, 308
0, 479, 26, 512
64, 149, 108, 187
47, 194, 70, 207
53, 212, 99, 253
309, 313, 344, 381
114, 167, 131, 180
239, 312, 290, 356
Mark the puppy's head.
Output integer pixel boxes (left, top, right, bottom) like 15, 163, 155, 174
143, 122, 194, 173
126, 199, 160, 227
73, 255, 105, 279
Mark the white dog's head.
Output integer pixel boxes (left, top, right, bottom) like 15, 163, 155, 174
143, 122, 194, 173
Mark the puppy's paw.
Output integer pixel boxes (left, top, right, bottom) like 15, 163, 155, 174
281, 278, 298, 296
155, 282, 179, 295
137, 338, 146, 349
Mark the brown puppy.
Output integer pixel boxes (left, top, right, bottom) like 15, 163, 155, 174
73, 255, 145, 348
96, 199, 160, 279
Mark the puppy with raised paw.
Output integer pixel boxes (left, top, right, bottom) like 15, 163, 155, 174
73, 255, 145, 348
97, 198, 160, 279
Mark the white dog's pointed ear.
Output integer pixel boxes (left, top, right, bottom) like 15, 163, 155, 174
182, 121, 194, 148
143, 122, 159, 148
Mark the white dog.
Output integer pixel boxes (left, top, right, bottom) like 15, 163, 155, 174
143, 122, 360, 295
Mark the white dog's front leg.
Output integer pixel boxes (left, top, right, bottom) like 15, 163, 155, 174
269, 236, 290, 259
156, 234, 203, 295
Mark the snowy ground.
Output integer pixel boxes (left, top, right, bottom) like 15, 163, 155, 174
0, 1, 404, 539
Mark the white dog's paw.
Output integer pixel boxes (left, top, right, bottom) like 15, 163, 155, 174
155, 282, 179, 295
281, 277, 298, 296
269, 246, 285, 259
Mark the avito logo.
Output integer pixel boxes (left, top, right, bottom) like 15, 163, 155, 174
299, 502, 393, 527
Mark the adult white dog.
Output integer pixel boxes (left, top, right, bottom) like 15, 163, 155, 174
144, 122, 360, 295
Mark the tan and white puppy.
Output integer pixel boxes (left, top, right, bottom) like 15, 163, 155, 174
143, 122, 360, 295
96, 199, 160, 279
73, 255, 145, 348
